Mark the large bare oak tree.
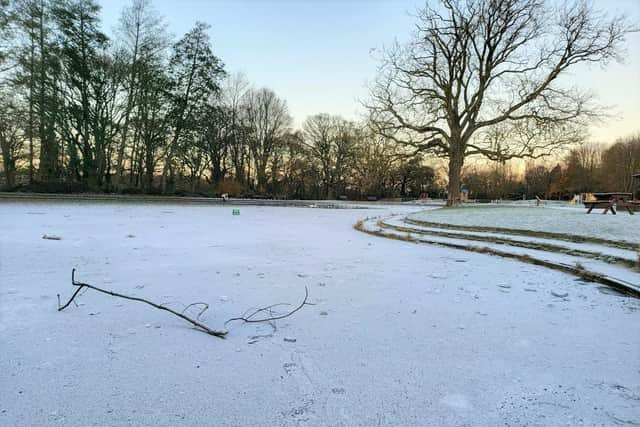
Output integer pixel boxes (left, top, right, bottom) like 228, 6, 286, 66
367, 0, 633, 205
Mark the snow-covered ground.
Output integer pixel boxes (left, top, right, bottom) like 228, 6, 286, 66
409, 205, 640, 243
1, 201, 639, 426
369, 215, 640, 292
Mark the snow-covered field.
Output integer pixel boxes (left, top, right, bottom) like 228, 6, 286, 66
1, 201, 639, 426
408, 205, 640, 243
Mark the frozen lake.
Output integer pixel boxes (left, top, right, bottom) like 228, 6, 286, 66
1, 201, 639, 426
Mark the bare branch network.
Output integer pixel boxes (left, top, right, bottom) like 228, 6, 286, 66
366, 0, 633, 204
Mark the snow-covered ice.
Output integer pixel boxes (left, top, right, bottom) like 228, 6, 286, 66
1, 201, 639, 426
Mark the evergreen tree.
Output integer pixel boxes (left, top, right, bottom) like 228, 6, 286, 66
161, 21, 225, 193
53, 0, 108, 186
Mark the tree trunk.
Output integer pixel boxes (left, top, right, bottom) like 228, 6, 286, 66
28, 35, 36, 184
115, 30, 140, 189
161, 159, 170, 193
232, 146, 244, 184
256, 158, 267, 193
144, 148, 154, 191
211, 161, 223, 190
0, 135, 15, 188
37, 3, 50, 181
447, 149, 465, 207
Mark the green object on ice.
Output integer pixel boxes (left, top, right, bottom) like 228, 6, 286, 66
232, 209, 240, 216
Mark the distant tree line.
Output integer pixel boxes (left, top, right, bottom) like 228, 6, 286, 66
461, 134, 640, 200
0, 0, 440, 200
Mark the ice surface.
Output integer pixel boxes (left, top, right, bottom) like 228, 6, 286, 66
1, 201, 639, 426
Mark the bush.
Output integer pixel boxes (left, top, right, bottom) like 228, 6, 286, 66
119, 187, 145, 195
219, 180, 244, 197
11, 181, 92, 193
145, 187, 164, 196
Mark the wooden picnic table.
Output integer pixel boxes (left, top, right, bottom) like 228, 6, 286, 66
584, 192, 637, 215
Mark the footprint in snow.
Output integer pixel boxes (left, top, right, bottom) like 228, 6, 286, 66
283, 399, 314, 422
283, 362, 298, 374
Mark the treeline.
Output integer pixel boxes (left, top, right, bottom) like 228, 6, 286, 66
0, 0, 439, 199
462, 135, 640, 200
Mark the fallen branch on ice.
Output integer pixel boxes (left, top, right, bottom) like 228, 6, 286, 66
224, 288, 313, 327
58, 269, 312, 338
58, 269, 228, 338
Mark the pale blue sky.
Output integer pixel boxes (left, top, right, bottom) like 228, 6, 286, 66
99, 0, 640, 143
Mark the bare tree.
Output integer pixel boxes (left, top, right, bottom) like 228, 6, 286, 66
601, 134, 640, 192
222, 72, 250, 185
302, 114, 356, 199
135, 60, 170, 190
564, 143, 602, 193
0, 94, 26, 187
242, 87, 291, 192
113, 0, 168, 189
352, 132, 398, 199
367, 0, 632, 205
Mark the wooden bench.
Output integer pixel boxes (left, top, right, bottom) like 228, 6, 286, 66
584, 192, 635, 215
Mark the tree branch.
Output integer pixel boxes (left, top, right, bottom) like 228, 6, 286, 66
225, 286, 312, 326
58, 269, 314, 339
58, 268, 228, 338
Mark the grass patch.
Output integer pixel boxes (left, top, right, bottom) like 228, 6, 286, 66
355, 218, 640, 299
379, 221, 639, 270
405, 218, 639, 251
